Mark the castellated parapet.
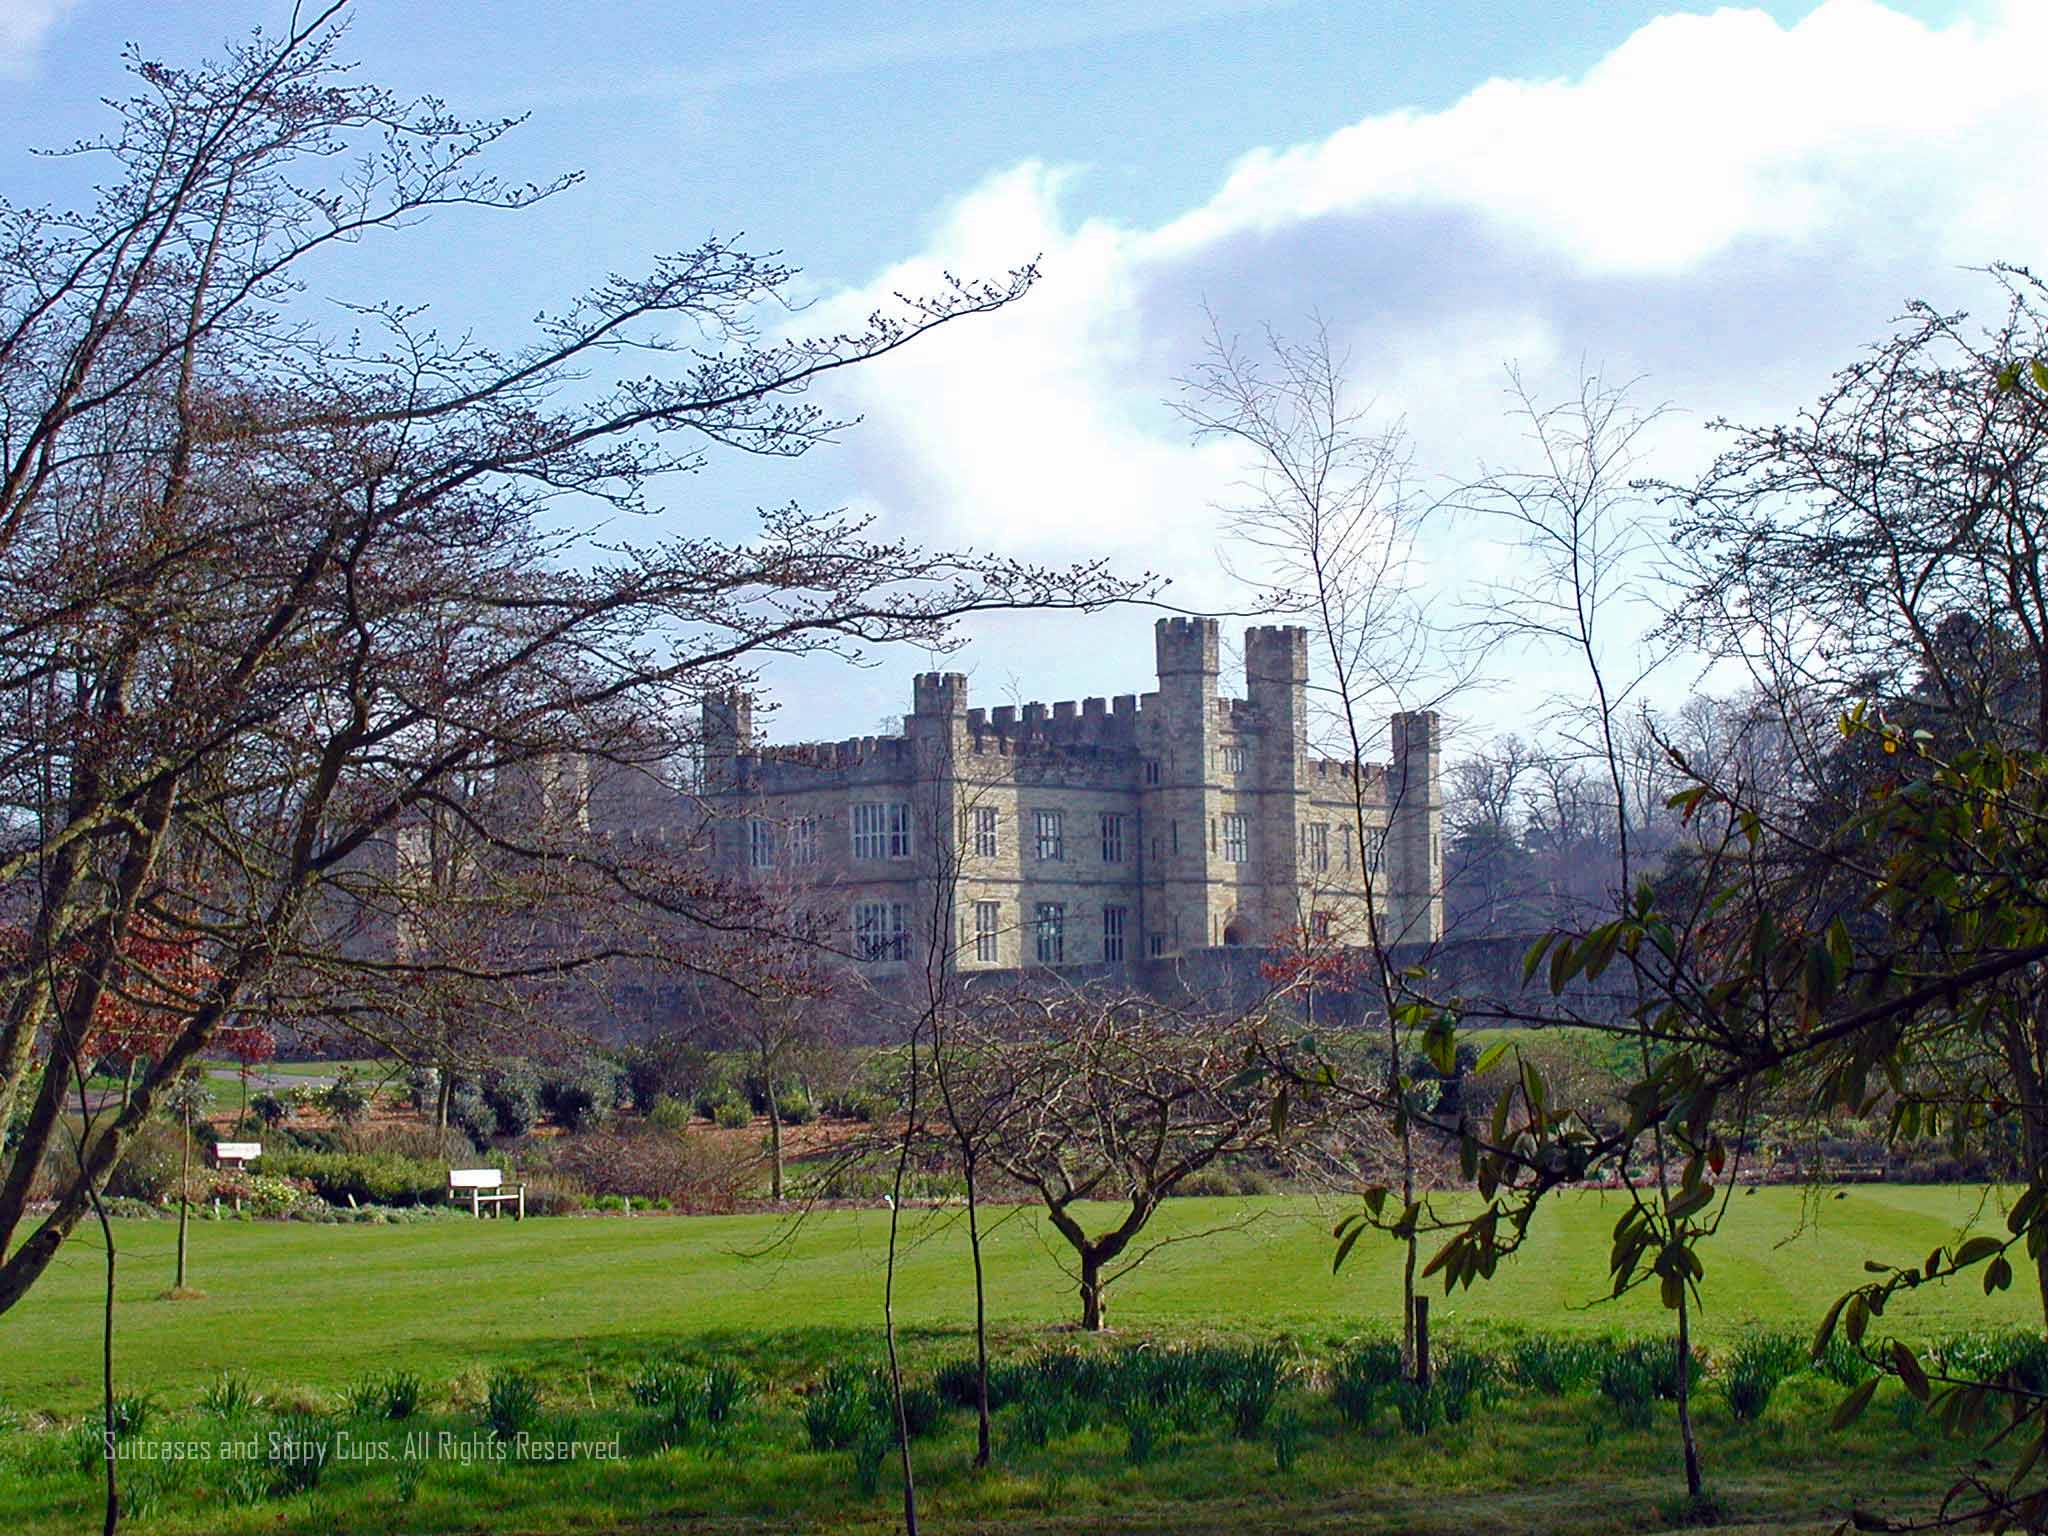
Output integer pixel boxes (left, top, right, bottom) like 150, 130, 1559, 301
678, 619, 1442, 974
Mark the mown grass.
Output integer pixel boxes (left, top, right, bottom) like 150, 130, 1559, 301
5, 1186, 2037, 1413
0, 1185, 2036, 1532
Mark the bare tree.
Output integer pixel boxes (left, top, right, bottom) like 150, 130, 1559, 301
0, 7, 1147, 1316
1175, 313, 1463, 1375
959, 985, 1294, 1331
1456, 369, 1708, 1502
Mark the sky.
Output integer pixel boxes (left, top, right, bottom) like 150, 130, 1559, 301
1, 0, 2034, 756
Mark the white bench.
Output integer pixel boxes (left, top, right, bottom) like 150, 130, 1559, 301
212, 1143, 262, 1213
449, 1167, 525, 1220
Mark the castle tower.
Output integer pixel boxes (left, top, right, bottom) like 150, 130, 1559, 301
1245, 625, 1310, 941
1150, 617, 1223, 952
701, 689, 753, 794
1387, 710, 1442, 943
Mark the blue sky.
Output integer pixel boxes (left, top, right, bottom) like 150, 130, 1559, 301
1, 0, 2024, 752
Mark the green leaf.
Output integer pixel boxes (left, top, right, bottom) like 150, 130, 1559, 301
1812, 1295, 1848, 1358
1333, 1221, 1365, 1275
1521, 932, 1555, 986
1953, 1236, 2004, 1269
1892, 1341, 1930, 1402
1474, 1041, 1510, 1076
1830, 1376, 1880, 1430
1985, 1255, 2013, 1295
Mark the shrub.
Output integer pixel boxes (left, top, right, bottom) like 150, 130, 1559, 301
629, 1360, 692, 1407
449, 1080, 496, 1144
260, 1149, 452, 1207
406, 1066, 441, 1115
104, 1120, 192, 1204
703, 1363, 753, 1426
250, 1091, 290, 1129
541, 1055, 625, 1132
545, 1127, 754, 1211
484, 1370, 540, 1439
482, 1060, 542, 1139
774, 1088, 816, 1126
1390, 1379, 1438, 1435
622, 1037, 714, 1115
648, 1095, 694, 1134
712, 1095, 751, 1130
889, 1380, 945, 1440
319, 1069, 371, 1126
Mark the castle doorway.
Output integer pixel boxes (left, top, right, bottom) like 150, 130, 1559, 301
1222, 920, 1248, 946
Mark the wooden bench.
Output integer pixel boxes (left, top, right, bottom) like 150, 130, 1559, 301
449, 1167, 525, 1220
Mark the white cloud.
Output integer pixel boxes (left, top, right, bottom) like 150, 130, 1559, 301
0, 0, 77, 79
778, 0, 2048, 736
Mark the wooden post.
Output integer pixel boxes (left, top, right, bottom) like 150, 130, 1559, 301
1414, 1296, 1431, 1390
517, 1186, 525, 1222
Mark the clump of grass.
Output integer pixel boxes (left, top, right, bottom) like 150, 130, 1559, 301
1509, 1334, 1601, 1395
1118, 1398, 1164, 1464
1270, 1405, 1306, 1473
343, 1369, 423, 1421
1331, 1341, 1403, 1431
1813, 1334, 1878, 1386
703, 1362, 753, 1426
198, 1373, 262, 1419
1431, 1348, 1499, 1426
267, 1413, 328, 1497
1596, 1340, 1662, 1429
851, 1416, 893, 1496
483, 1369, 540, 1440
804, 1364, 879, 1452
1724, 1333, 1803, 1423
1216, 1344, 1286, 1439
629, 1359, 691, 1408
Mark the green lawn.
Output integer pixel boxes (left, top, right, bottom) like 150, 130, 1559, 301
5, 1185, 2035, 1415
1, 1187, 2039, 1535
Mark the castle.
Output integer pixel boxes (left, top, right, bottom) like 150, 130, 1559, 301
699, 618, 1441, 973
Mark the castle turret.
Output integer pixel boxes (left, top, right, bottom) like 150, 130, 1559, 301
1387, 710, 1442, 943
1149, 618, 1223, 951
701, 689, 752, 794
1246, 626, 1311, 938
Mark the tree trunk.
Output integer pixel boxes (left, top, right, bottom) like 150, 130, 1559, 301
175, 1105, 190, 1290
965, 1157, 992, 1466
435, 1069, 452, 1134
1675, 1295, 1702, 1498
1080, 1252, 1107, 1331
767, 1091, 784, 1201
